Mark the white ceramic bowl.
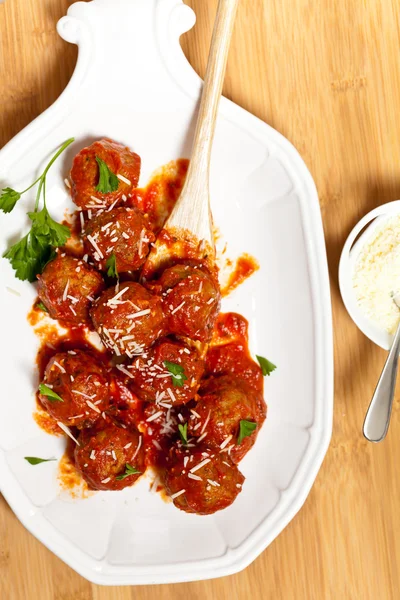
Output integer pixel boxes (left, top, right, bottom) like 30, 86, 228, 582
339, 200, 400, 350
0, 0, 333, 585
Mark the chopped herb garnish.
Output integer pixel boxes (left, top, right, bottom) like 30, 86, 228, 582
37, 301, 48, 312
237, 420, 257, 445
39, 383, 63, 403
24, 456, 57, 465
178, 423, 188, 445
115, 463, 141, 480
95, 156, 119, 194
2, 138, 74, 281
106, 253, 118, 278
164, 361, 188, 388
256, 355, 277, 376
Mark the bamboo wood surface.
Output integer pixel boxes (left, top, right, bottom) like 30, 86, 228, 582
0, 0, 400, 598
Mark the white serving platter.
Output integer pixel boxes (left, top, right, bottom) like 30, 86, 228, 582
0, 0, 333, 585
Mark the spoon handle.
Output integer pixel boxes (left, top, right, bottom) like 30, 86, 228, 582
165, 0, 239, 245
188, 0, 239, 178
363, 319, 400, 442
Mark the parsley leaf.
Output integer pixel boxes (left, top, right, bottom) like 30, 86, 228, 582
115, 463, 141, 480
0, 188, 21, 213
237, 420, 257, 445
2, 138, 74, 281
106, 253, 118, 278
39, 383, 64, 403
256, 355, 277, 376
3, 209, 69, 282
178, 423, 188, 445
95, 156, 119, 194
37, 301, 48, 312
164, 361, 188, 388
0, 174, 42, 214
29, 209, 70, 246
24, 456, 56, 465
3, 234, 41, 282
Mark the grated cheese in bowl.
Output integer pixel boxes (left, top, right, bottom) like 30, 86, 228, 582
353, 214, 400, 334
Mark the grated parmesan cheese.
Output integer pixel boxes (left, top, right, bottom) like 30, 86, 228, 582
6, 286, 21, 297
117, 173, 131, 186
353, 214, 400, 334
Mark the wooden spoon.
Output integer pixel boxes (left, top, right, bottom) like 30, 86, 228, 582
141, 0, 239, 279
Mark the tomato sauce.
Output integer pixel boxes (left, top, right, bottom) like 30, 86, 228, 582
129, 159, 189, 232
220, 253, 259, 297
33, 407, 62, 437
27, 305, 63, 336
58, 440, 92, 499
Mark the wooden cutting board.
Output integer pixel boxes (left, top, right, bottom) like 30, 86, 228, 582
1, 0, 400, 598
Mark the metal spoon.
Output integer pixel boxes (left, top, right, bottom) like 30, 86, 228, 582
363, 293, 400, 442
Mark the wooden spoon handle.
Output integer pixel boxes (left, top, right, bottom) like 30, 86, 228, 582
188, 0, 239, 178
147, 0, 239, 267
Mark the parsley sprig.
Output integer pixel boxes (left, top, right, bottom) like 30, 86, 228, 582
164, 361, 188, 388
256, 355, 277, 376
39, 383, 64, 403
95, 156, 119, 194
106, 253, 119, 278
0, 187, 31, 213
178, 423, 188, 445
237, 420, 257, 445
1, 138, 74, 282
24, 456, 56, 466
115, 463, 141, 480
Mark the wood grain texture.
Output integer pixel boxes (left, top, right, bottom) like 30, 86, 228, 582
1, 0, 400, 598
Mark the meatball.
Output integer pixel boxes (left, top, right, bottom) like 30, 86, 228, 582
163, 445, 244, 515
37, 254, 105, 326
70, 138, 141, 210
188, 376, 266, 463
90, 282, 165, 356
147, 264, 220, 342
139, 403, 178, 466
107, 375, 144, 431
205, 313, 263, 391
39, 350, 109, 428
74, 422, 145, 491
129, 338, 204, 405
83, 207, 155, 273
205, 342, 263, 392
